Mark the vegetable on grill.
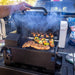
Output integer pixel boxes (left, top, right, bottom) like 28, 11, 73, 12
39, 40, 43, 44
22, 41, 50, 50
23, 33, 55, 50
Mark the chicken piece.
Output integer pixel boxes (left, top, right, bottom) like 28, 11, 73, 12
22, 41, 50, 50
44, 46, 50, 50
22, 42, 30, 48
49, 39, 55, 47
33, 33, 36, 37
37, 33, 40, 37
49, 33, 54, 38
22, 41, 34, 48
51, 34, 54, 38
41, 34, 44, 37
46, 34, 49, 38
49, 33, 52, 36
40, 45, 44, 50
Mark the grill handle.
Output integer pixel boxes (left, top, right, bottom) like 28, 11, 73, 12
30, 7, 48, 15
22, 7, 48, 15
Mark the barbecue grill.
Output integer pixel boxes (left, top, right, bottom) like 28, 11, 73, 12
2, 7, 61, 74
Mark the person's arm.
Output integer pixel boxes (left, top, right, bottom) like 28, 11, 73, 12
0, 2, 31, 18
0, 5, 12, 18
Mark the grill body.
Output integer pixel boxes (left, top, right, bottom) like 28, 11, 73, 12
3, 33, 58, 73
3, 7, 59, 74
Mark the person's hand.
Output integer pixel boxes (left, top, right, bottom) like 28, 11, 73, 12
18, 2, 32, 11
10, 2, 32, 14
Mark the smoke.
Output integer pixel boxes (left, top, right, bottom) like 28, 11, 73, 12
9, 0, 61, 36
8, 0, 75, 38
12, 11, 60, 35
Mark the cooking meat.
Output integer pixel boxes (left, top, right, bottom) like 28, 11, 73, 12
22, 43, 30, 48
22, 41, 50, 50
37, 33, 40, 37
49, 39, 55, 47
41, 34, 44, 37
22, 41, 34, 48
46, 34, 49, 38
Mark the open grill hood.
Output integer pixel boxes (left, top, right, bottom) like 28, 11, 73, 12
12, 7, 60, 38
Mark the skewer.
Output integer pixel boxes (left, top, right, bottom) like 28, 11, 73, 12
56, 52, 70, 55
28, 37, 59, 42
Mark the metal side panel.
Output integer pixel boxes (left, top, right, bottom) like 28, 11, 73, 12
4, 47, 55, 72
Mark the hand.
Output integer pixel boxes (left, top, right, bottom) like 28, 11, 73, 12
18, 2, 32, 11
